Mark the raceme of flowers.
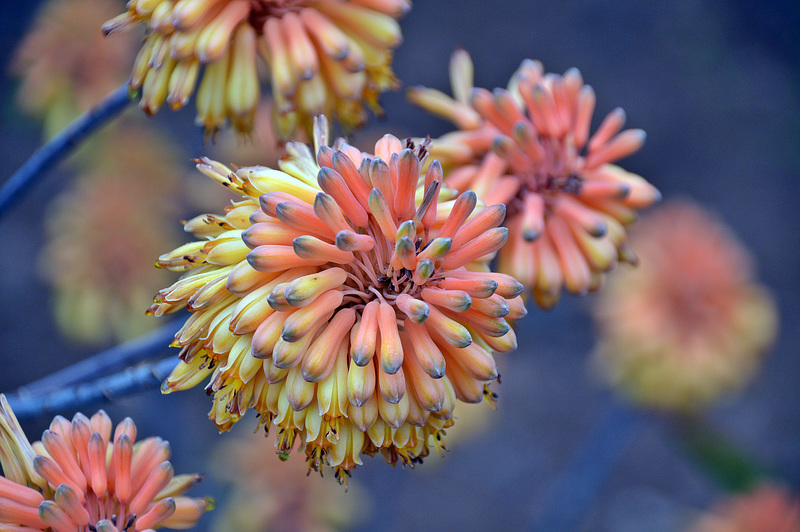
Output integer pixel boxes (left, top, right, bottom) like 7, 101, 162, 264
11, 0, 137, 138
39, 123, 184, 345
592, 201, 778, 412
103, 0, 409, 138
150, 116, 525, 481
0, 394, 211, 531
409, 50, 661, 308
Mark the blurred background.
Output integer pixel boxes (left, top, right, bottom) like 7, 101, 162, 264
0, 0, 798, 530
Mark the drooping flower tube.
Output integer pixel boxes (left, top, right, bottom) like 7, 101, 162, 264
409, 51, 661, 308
103, 0, 409, 138
150, 116, 524, 480
0, 395, 212, 531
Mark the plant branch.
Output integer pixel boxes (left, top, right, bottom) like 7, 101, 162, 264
5, 357, 178, 422
0, 83, 134, 218
17, 320, 181, 396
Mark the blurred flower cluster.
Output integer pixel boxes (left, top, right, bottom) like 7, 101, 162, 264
591, 201, 778, 412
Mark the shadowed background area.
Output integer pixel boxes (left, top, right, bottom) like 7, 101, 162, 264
0, 1, 798, 530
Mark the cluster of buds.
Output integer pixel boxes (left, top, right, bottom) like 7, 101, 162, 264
410, 51, 661, 307
103, 0, 408, 138
0, 395, 211, 531
150, 117, 524, 480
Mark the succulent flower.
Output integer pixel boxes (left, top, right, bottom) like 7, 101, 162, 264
150, 116, 524, 479
0, 395, 211, 531
11, 0, 137, 137
212, 430, 370, 531
592, 201, 778, 412
39, 123, 184, 344
691, 484, 800, 532
410, 50, 660, 307
103, 0, 409, 138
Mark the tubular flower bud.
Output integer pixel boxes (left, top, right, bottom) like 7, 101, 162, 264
0, 398, 211, 531
592, 202, 778, 412
151, 116, 522, 481
104, 0, 409, 138
409, 51, 661, 308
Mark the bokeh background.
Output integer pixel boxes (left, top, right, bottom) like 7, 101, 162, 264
1, 1, 798, 530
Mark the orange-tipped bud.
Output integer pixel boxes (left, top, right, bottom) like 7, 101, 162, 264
442, 227, 508, 270
378, 302, 403, 374
351, 300, 379, 366
395, 294, 429, 324
470, 293, 510, 318
416, 237, 452, 263
318, 167, 370, 228
395, 236, 417, 270
421, 287, 472, 313
392, 149, 420, 218
293, 235, 356, 264
412, 258, 435, 285
438, 275, 498, 299
314, 192, 352, 234
348, 358, 376, 407
332, 150, 372, 210
335, 230, 376, 252
425, 306, 472, 348
368, 188, 397, 239
281, 289, 343, 342
248, 245, 326, 272
284, 267, 348, 307
135, 496, 177, 530
377, 367, 406, 405
302, 308, 356, 382
438, 190, 477, 239
451, 204, 506, 249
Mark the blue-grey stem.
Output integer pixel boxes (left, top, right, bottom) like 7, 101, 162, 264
17, 320, 181, 396
5, 356, 178, 422
0, 83, 134, 218
531, 402, 647, 531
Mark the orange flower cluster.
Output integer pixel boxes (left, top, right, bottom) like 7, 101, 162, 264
592, 202, 778, 411
692, 484, 800, 532
410, 51, 660, 307
104, 0, 408, 138
150, 117, 524, 479
11, 0, 137, 137
0, 395, 211, 531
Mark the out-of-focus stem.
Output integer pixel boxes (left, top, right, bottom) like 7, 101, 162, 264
17, 320, 181, 396
5, 356, 178, 422
0, 83, 134, 218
